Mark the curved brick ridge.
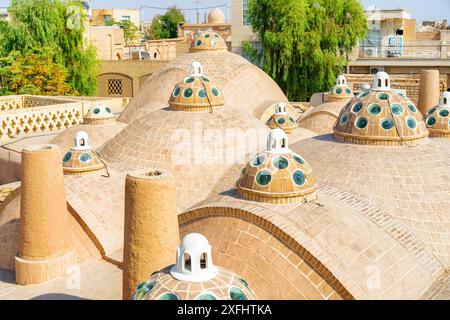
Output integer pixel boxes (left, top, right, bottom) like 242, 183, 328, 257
64, 168, 127, 259
293, 135, 450, 267
182, 185, 441, 299
318, 182, 443, 278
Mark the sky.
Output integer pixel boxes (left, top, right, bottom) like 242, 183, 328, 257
0, 0, 448, 24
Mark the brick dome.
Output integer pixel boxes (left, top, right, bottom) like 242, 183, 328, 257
189, 31, 227, 53
168, 62, 224, 112
425, 91, 450, 138
237, 129, 317, 204
132, 233, 256, 300
266, 102, 297, 133
333, 72, 428, 146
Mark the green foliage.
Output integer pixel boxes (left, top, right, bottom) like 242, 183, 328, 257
245, 0, 367, 101
0, 0, 99, 96
0, 49, 71, 95
105, 19, 140, 45
147, 6, 185, 40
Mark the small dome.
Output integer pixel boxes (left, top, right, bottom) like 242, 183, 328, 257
83, 104, 115, 125
266, 102, 297, 133
329, 75, 353, 102
425, 91, 450, 138
333, 72, 429, 146
237, 129, 317, 204
132, 233, 256, 300
189, 31, 227, 53
170, 233, 218, 282
62, 131, 106, 175
168, 61, 224, 112
207, 8, 225, 24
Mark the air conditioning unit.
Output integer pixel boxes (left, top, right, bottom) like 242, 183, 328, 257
370, 66, 384, 75
364, 47, 379, 58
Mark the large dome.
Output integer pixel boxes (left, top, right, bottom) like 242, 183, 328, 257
333, 72, 428, 146
102, 64, 269, 211
291, 135, 450, 267
118, 51, 287, 124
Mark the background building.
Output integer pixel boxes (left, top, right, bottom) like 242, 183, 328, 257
91, 8, 140, 27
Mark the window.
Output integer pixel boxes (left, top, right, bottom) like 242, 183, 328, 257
107, 79, 123, 95
121, 15, 130, 22
243, 0, 250, 26
200, 253, 207, 269
184, 253, 191, 272
104, 15, 112, 23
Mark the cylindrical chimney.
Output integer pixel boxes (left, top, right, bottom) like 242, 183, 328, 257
122, 170, 179, 299
15, 144, 74, 285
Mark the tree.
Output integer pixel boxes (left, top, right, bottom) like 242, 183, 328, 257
0, 0, 99, 96
244, 0, 367, 101
105, 19, 140, 45
0, 49, 71, 96
147, 6, 185, 40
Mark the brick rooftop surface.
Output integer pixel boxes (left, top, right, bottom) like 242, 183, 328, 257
292, 135, 450, 267
0, 259, 122, 300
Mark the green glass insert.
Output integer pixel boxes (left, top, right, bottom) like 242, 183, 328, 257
377, 92, 389, 100
289, 116, 295, 123
173, 86, 181, 97
293, 154, 305, 164
336, 88, 343, 94
252, 155, 265, 166
63, 152, 72, 163
439, 109, 449, 117
132, 281, 156, 300
390, 104, 403, 116
359, 90, 370, 98
346, 88, 352, 94
198, 89, 207, 99
273, 157, 289, 169
93, 108, 100, 115
185, 77, 195, 84
196, 40, 202, 46
201, 76, 210, 82
229, 287, 248, 301
340, 113, 349, 125
183, 88, 193, 98
204, 33, 210, 38
256, 170, 272, 186
196, 293, 217, 300
407, 102, 417, 113
79, 153, 92, 163
277, 118, 286, 125
355, 117, 368, 129
293, 170, 306, 186
211, 87, 220, 97
381, 119, 394, 130
427, 117, 436, 127
352, 103, 363, 113
428, 107, 436, 115
368, 104, 382, 116
159, 293, 179, 300
239, 278, 249, 288
105, 107, 112, 113
406, 117, 417, 129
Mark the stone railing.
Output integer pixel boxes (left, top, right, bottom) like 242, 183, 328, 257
0, 98, 85, 143
0, 95, 74, 112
